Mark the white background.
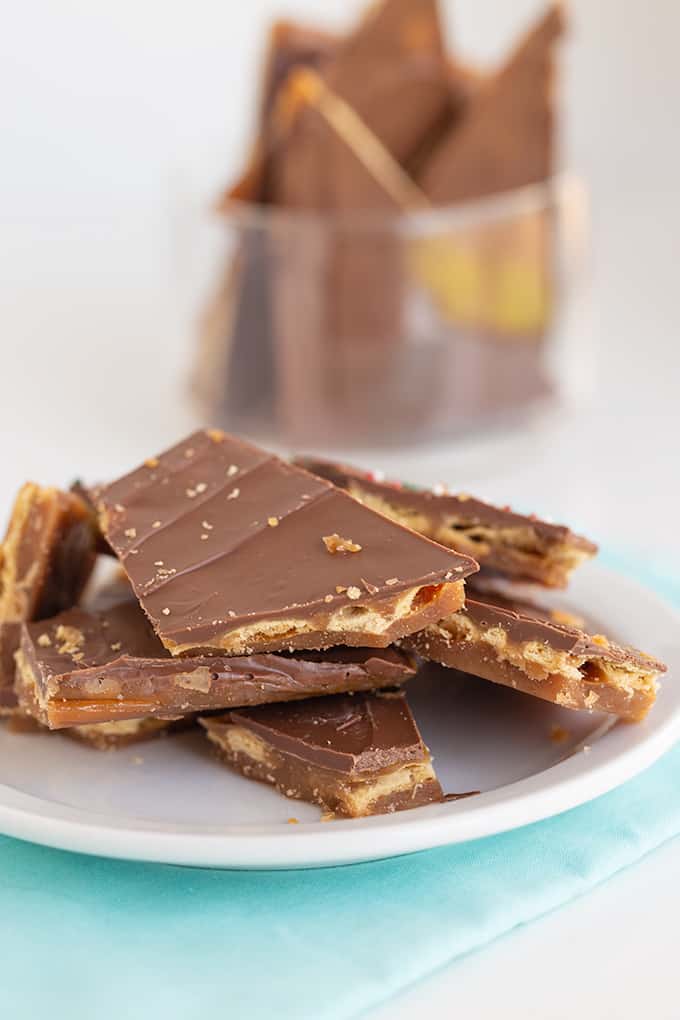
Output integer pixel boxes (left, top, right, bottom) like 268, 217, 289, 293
1, 2, 680, 1017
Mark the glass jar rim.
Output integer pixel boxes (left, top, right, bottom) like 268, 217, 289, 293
216, 172, 580, 236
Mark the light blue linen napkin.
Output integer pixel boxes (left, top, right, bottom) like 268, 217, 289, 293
2, 553, 679, 1020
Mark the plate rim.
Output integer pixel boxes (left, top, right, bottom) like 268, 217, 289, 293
0, 563, 678, 869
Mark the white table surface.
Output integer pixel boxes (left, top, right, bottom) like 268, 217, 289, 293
1, 1, 679, 1017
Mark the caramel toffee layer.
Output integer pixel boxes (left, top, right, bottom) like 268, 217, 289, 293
297, 456, 596, 588
95, 429, 477, 655
12, 637, 183, 747
6, 699, 181, 750
0, 483, 97, 711
404, 594, 666, 722
17, 602, 417, 729
201, 689, 442, 818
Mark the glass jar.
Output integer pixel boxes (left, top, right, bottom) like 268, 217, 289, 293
193, 174, 588, 448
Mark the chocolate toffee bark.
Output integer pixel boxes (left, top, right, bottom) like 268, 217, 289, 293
296, 457, 596, 588
0, 484, 96, 623
220, 18, 338, 207
221, 19, 338, 206
268, 2, 451, 370
270, 67, 428, 211
419, 3, 564, 203
0, 623, 21, 712
17, 601, 417, 729
265, 1, 453, 437
266, 68, 424, 440
202, 2, 468, 440
7, 584, 178, 748
269, 0, 452, 208
14, 590, 187, 747
0, 484, 96, 713
228, 0, 458, 209
404, 593, 666, 722
266, 67, 430, 439
206, 24, 339, 431
95, 430, 477, 655
413, 5, 564, 418
306, 0, 454, 182
201, 689, 442, 818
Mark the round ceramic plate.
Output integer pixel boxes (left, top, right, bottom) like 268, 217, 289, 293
0, 563, 677, 869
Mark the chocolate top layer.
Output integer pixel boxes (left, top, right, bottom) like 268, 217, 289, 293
296, 456, 597, 553
26, 602, 163, 670
324, 0, 451, 169
96, 430, 476, 650
23, 603, 416, 687
267, 0, 453, 211
222, 689, 427, 775
463, 593, 667, 672
419, 4, 563, 203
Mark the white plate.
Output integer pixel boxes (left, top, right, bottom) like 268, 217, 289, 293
0, 563, 678, 869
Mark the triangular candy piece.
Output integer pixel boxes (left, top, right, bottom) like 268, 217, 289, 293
296, 456, 596, 588
201, 688, 443, 817
404, 592, 666, 722
18, 599, 415, 729
0, 483, 96, 712
420, 4, 564, 203
95, 430, 478, 655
